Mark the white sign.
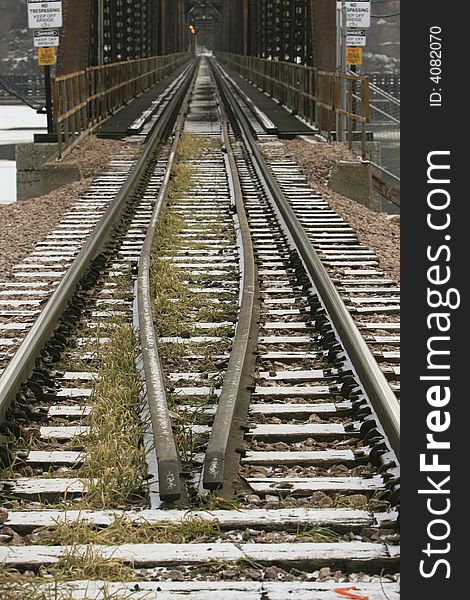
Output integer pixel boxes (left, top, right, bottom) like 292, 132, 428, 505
347, 28, 367, 47
338, 1, 371, 29
33, 28, 59, 47
28, 1, 63, 29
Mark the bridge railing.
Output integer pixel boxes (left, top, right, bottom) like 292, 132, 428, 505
52, 53, 191, 157
216, 53, 370, 157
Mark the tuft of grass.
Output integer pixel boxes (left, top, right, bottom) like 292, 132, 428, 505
294, 525, 342, 542
56, 354, 93, 373
175, 428, 207, 467
0, 571, 51, 600
195, 492, 242, 511
150, 258, 196, 337
78, 321, 147, 508
36, 515, 221, 547
49, 545, 138, 583
0, 558, 139, 600
158, 341, 187, 363
154, 211, 185, 255
169, 163, 195, 201
176, 133, 221, 162
190, 556, 262, 577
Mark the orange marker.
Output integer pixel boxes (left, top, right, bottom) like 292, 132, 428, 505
333, 586, 369, 600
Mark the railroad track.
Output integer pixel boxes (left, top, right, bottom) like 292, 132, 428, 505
0, 57, 400, 599
259, 143, 401, 398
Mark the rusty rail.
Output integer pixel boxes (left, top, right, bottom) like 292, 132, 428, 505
52, 53, 191, 157
216, 53, 370, 157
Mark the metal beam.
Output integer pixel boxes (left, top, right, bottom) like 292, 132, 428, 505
57, 0, 92, 74
243, 0, 249, 55
63, 0, 334, 68
312, 0, 336, 71
241, 1, 318, 66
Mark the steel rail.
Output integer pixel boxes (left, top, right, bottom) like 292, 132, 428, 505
202, 76, 259, 491
212, 59, 400, 459
0, 60, 197, 426
135, 61, 200, 503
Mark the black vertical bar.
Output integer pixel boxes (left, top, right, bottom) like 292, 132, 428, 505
289, 0, 295, 62
402, 1, 468, 598
243, 0, 249, 55
350, 63, 357, 131
44, 65, 54, 134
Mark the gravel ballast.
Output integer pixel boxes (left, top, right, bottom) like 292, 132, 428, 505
0, 137, 139, 282
282, 139, 400, 283
1, 137, 399, 284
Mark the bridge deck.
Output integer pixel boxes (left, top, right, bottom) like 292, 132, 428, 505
96, 63, 189, 139
222, 63, 316, 138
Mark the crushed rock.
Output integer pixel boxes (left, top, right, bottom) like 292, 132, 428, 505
0, 138, 139, 282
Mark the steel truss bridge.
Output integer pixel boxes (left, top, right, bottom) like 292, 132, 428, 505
55, 1, 337, 75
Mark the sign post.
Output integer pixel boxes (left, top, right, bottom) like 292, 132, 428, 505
337, 0, 348, 142
43, 65, 54, 134
37, 48, 57, 134
27, 1, 63, 135
337, 2, 369, 141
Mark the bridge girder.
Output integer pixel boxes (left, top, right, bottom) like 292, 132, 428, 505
216, 1, 336, 70
56, 0, 335, 74
59, 0, 187, 72
186, 1, 223, 15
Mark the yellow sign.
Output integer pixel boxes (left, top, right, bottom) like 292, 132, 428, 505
346, 47, 362, 66
38, 47, 56, 66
